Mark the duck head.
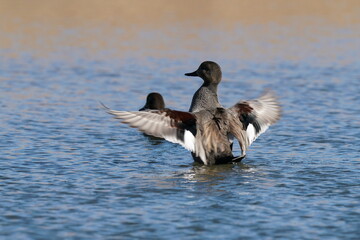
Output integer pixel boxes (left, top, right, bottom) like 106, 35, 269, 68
185, 61, 222, 85
139, 92, 165, 111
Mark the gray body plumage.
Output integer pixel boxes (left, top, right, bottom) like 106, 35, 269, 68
192, 108, 237, 164
189, 86, 221, 112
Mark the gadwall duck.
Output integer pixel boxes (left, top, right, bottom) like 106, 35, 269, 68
102, 61, 281, 165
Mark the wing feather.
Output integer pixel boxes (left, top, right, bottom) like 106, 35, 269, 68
229, 91, 281, 147
101, 103, 197, 153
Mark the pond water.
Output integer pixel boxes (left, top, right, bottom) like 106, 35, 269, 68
1, 2, 360, 239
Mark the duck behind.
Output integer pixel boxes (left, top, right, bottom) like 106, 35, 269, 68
139, 92, 165, 111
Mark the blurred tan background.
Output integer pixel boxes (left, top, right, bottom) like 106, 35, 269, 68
2, 0, 359, 27
1, 0, 359, 62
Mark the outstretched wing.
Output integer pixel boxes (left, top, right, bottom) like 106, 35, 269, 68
229, 92, 281, 146
101, 103, 197, 153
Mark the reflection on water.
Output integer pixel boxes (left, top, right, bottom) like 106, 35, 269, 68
181, 163, 255, 182
1, 1, 360, 239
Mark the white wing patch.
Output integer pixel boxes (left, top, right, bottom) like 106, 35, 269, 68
184, 130, 196, 152
246, 123, 269, 145
246, 123, 256, 145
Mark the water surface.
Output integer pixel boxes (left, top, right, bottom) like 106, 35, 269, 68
1, 1, 360, 239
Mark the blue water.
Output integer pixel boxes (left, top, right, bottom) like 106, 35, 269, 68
1, 27, 360, 239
